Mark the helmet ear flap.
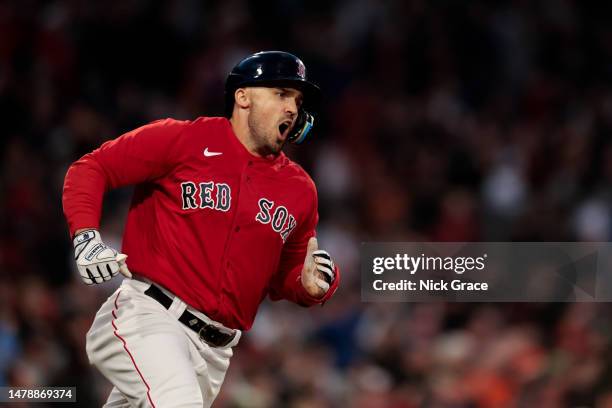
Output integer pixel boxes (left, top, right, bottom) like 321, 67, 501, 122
287, 110, 314, 144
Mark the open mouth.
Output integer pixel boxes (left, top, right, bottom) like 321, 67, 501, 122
278, 121, 293, 139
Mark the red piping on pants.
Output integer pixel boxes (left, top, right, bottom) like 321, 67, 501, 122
112, 290, 157, 408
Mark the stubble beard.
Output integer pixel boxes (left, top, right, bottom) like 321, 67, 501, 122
247, 104, 284, 156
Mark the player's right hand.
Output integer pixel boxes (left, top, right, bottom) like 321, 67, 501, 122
301, 237, 336, 298
73, 229, 132, 284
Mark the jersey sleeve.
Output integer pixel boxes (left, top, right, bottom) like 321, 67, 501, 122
62, 118, 189, 237
268, 180, 340, 306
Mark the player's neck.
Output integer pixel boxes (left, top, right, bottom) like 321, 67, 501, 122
229, 116, 278, 158
230, 116, 261, 157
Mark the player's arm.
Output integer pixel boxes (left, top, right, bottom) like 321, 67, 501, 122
62, 118, 188, 284
268, 186, 340, 306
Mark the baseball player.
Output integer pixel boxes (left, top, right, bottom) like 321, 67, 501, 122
62, 51, 340, 407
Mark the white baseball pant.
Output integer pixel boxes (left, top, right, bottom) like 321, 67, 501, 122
86, 278, 241, 407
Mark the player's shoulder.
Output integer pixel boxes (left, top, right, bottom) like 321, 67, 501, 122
177, 116, 230, 139
146, 117, 191, 129
279, 155, 317, 196
190, 116, 230, 130
148, 116, 229, 131
142, 116, 230, 146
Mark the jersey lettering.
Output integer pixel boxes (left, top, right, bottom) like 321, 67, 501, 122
216, 183, 231, 212
280, 215, 297, 242
181, 182, 198, 209
180, 181, 232, 212
255, 198, 298, 242
255, 198, 274, 223
199, 182, 214, 209
271, 206, 288, 232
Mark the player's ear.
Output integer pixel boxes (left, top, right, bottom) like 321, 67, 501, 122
234, 88, 250, 110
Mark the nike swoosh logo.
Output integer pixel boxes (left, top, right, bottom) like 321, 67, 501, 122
203, 148, 223, 157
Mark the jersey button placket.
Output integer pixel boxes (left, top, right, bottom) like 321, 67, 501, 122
218, 160, 249, 312
246, 161, 252, 183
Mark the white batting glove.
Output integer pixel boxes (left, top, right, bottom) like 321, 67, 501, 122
73, 229, 132, 284
301, 237, 336, 297
313, 249, 335, 291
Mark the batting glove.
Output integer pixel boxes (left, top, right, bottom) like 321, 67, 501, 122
73, 229, 132, 284
312, 249, 336, 291
301, 237, 336, 297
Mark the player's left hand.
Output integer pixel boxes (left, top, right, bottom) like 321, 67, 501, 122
301, 237, 336, 298
73, 229, 132, 284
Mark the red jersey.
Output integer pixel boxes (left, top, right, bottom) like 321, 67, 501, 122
62, 117, 339, 330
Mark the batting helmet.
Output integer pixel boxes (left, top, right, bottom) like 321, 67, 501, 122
224, 51, 320, 144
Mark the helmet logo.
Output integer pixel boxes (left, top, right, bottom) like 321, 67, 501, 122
255, 66, 263, 77
297, 61, 306, 79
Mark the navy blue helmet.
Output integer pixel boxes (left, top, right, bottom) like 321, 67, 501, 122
225, 51, 320, 144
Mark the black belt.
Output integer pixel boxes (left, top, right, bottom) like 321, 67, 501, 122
144, 284, 236, 348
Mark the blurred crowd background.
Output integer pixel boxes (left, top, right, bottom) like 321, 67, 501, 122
2, 0, 612, 407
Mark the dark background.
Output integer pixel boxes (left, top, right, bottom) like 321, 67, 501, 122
2, 0, 612, 406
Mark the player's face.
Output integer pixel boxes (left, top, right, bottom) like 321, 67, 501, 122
246, 87, 303, 156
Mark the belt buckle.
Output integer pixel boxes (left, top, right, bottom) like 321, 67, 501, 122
198, 322, 234, 347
